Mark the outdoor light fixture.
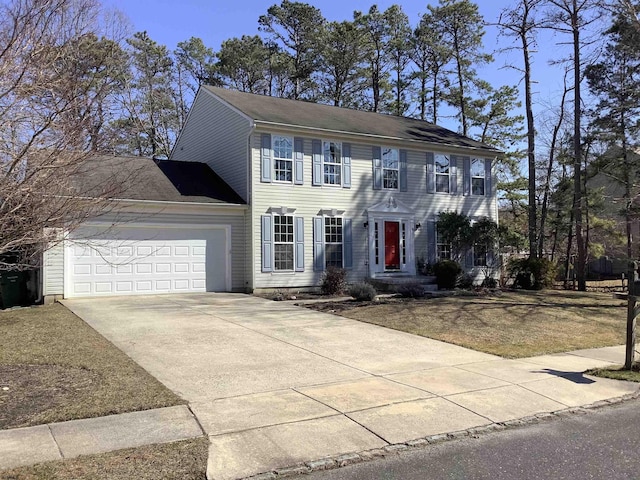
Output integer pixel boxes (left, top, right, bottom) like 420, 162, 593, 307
414, 222, 422, 231
363, 221, 369, 228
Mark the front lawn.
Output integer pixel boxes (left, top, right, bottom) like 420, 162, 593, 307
307, 290, 627, 358
0, 438, 208, 480
0, 304, 184, 429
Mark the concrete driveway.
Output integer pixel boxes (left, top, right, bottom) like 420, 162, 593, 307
63, 293, 638, 480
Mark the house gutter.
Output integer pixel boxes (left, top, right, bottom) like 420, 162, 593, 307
114, 198, 248, 209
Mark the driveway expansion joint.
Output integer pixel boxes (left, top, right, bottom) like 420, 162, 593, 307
47, 424, 65, 459
236, 391, 640, 480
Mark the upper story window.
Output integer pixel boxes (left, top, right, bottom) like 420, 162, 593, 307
435, 154, 450, 193
471, 158, 485, 195
382, 148, 399, 189
323, 141, 342, 185
324, 217, 343, 268
273, 215, 294, 271
273, 136, 293, 182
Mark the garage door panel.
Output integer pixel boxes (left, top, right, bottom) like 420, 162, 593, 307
66, 227, 229, 297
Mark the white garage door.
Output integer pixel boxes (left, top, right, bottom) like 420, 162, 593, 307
65, 226, 230, 297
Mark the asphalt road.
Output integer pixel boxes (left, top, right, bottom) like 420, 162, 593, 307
296, 398, 640, 480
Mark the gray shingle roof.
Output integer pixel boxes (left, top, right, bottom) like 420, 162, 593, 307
205, 86, 499, 153
73, 155, 245, 205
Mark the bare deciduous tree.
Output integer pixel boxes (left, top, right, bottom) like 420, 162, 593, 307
0, 0, 129, 270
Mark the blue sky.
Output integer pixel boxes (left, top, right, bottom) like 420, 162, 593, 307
106, 0, 579, 128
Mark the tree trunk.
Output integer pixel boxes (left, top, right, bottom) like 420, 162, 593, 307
523, 22, 537, 259
432, 73, 439, 124
564, 186, 576, 290
571, 1, 587, 291
539, 77, 569, 258
454, 34, 467, 135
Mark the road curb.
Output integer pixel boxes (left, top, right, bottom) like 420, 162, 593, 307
241, 390, 640, 480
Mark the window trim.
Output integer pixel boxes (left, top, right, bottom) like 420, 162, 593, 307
434, 153, 451, 194
435, 225, 452, 261
470, 157, 486, 196
272, 135, 294, 184
322, 140, 342, 186
473, 242, 488, 267
382, 147, 399, 190
324, 216, 344, 269
273, 214, 295, 272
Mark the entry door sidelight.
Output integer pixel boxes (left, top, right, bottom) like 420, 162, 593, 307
384, 221, 400, 270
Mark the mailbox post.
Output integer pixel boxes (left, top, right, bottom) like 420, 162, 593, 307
625, 262, 640, 369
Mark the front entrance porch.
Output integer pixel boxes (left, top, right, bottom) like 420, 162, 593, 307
366, 197, 417, 277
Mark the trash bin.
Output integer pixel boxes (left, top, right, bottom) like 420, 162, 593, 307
0, 271, 27, 308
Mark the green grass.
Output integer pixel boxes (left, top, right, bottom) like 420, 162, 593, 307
0, 304, 184, 429
0, 438, 208, 480
318, 290, 627, 358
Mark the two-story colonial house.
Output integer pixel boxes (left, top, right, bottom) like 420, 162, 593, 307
42, 86, 499, 300
172, 87, 499, 292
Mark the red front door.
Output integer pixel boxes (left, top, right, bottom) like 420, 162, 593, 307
385, 221, 400, 270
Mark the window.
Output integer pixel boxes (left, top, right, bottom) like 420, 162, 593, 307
436, 226, 451, 260
323, 141, 341, 185
273, 215, 294, 270
374, 222, 380, 265
382, 147, 399, 189
435, 154, 450, 193
471, 158, 485, 195
325, 217, 343, 268
401, 222, 407, 265
273, 136, 293, 182
474, 243, 488, 267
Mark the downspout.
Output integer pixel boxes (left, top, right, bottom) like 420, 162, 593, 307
246, 122, 256, 293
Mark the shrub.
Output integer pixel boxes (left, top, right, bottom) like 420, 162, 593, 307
348, 282, 377, 301
507, 257, 557, 290
397, 283, 425, 298
482, 276, 499, 288
416, 257, 434, 276
321, 266, 347, 295
433, 260, 463, 289
456, 273, 475, 289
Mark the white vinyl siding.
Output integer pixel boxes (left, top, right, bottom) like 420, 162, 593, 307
250, 132, 497, 290
43, 232, 65, 296
170, 89, 252, 202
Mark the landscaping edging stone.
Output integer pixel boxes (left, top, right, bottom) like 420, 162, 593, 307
241, 391, 640, 480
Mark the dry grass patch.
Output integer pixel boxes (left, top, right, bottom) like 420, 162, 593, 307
322, 290, 626, 358
0, 437, 208, 480
587, 364, 640, 383
0, 304, 184, 429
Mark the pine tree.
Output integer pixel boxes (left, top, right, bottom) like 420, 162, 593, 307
410, 12, 453, 122
217, 35, 270, 93
317, 20, 367, 108
121, 31, 178, 157
258, 0, 325, 99
430, 0, 493, 136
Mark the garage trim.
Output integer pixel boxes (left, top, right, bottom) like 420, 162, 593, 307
63, 222, 232, 297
